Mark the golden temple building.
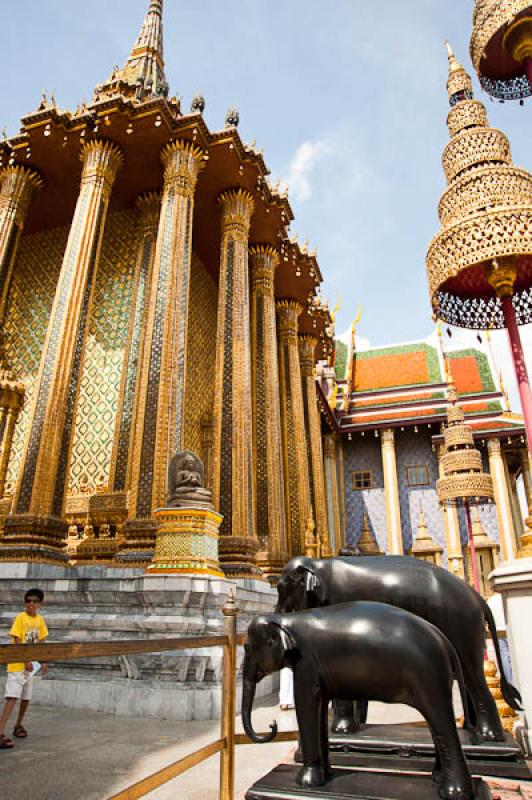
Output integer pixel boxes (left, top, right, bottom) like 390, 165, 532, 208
0, 0, 337, 581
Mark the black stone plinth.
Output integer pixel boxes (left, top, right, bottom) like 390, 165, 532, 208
245, 764, 492, 800
324, 724, 529, 781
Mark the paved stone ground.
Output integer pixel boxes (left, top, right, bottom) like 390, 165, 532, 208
0, 695, 530, 800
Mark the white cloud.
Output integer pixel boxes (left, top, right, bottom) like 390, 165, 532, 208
280, 140, 328, 202
338, 324, 370, 352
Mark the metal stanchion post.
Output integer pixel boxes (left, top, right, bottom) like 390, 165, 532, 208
220, 591, 239, 800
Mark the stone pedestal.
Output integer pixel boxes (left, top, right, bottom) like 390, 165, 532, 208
491, 557, 532, 754
148, 507, 224, 576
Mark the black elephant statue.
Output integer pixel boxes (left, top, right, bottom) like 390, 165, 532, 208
275, 555, 522, 742
242, 602, 475, 799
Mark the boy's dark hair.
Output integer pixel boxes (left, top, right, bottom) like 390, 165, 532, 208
24, 588, 44, 603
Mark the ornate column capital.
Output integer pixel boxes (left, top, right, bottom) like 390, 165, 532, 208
136, 191, 161, 235
380, 427, 395, 446
80, 140, 124, 202
299, 334, 318, 376
0, 166, 44, 228
487, 437, 502, 457
161, 140, 205, 198
276, 299, 303, 339
249, 245, 279, 293
218, 188, 254, 239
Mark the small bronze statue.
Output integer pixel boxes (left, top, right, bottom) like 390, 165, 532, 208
166, 451, 213, 510
242, 602, 476, 798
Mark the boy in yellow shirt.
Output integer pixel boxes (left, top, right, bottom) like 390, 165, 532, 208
0, 588, 48, 749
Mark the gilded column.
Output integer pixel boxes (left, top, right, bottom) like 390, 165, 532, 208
336, 439, 347, 548
5, 140, 123, 562
380, 428, 403, 554
200, 412, 214, 491
299, 334, 329, 546
520, 448, 532, 556
110, 192, 160, 495
250, 245, 288, 577
0, 166, 43, 321
437, 443, 464, 578
488, 438, 517, 562
0, 362, 25, 501
277, 300, 312, 557
323, 433, 342, 554
118, 141, 204, 565
212, 189, 259, 577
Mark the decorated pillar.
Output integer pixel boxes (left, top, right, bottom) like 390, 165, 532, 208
3, 140, 123, 564
200, 412, 215, 492
0, 357, 25, 502
212, 189, 258, 577
299, 335, 329, 546
111, 192, 160, 495
337, 440, 347, 548
437, 443, 464, 578
0, 166, 43, 321
277, 300, 312, 557
250, 245, 287, 577
380, 428, 403, 554
118, 141, 204, 565
487, 438, 517, 562
323, 433, 342, 554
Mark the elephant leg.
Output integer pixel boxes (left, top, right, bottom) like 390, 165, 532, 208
462, 656, 504, 742
418, 693, 474, 800
358, 699, 368, 724
319, 697, 333, 780
331, 699, 360, 734
294, 675, 327, 787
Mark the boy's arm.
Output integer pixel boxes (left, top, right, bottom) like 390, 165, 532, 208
9, 635, 32, 672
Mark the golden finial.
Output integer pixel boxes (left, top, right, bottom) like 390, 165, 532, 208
446, 41, 462, 74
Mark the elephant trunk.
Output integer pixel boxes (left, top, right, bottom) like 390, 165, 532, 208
242, 671, 278, 744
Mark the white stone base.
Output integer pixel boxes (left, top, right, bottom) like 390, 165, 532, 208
0, 562, 278, 720
0, 672, 279, 721
490, 557, 532, 755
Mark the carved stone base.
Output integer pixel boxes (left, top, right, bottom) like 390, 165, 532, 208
114, 518, 156, 567
256, 551, 289, 583
73, 531, 118, 566
0, 514, 69, 564
218, 536, 263, 579
147, 507, 224, 576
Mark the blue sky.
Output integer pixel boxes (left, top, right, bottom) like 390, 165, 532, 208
2, 0, 530, 401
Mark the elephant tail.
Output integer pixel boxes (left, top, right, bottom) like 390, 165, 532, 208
445, 634, 476, 741
482, 598, 522, 711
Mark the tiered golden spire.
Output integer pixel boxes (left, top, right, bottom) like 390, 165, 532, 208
436, 381, 494, 505
425, 44, 532, 328
93, 0, 169, 103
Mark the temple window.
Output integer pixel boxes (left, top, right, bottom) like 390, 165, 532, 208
406, 465, 430, 487
351, 470, 373, 490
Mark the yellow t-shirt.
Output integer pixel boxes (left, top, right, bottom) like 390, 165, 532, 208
8, 612, 48, 673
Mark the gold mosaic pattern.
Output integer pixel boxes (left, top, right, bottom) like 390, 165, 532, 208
4, 225, 67, 489
68, 209, 137, 493
182, 253, 217, 457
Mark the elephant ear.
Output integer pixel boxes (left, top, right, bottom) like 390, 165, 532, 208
291, 565, 326, 606
269, 622, 297, 653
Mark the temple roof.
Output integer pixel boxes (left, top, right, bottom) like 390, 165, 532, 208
331, 333, 525, 440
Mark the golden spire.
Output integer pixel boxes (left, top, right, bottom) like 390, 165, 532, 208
93, 0, 169, 103
425, 43, 532, 328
